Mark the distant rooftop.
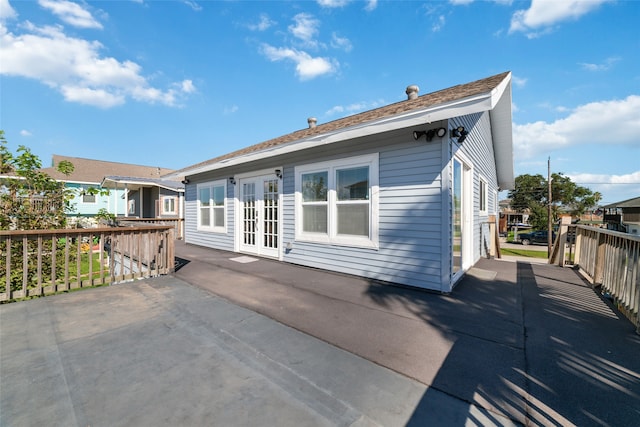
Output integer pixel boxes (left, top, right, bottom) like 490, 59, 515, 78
40, 155, 175, 184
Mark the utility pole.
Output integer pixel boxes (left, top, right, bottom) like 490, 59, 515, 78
547, 157, 552, 257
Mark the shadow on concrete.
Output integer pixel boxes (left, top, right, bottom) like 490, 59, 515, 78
366, 260, 640, 426
174, 256, 190, 272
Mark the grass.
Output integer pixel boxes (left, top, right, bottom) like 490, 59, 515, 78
500, 247, 549, 259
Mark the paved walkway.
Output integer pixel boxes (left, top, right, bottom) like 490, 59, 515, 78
1, 240, 639, 426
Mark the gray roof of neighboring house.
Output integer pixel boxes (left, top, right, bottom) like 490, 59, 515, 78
603, 196, 640, 209
169, 71, 514, 189
101, 176, 184, 192
40, 155, 176, 184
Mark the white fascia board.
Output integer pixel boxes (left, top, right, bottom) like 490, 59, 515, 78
489, 74, 515, 190
184, 85, 505, 178
102, 177, 184, 193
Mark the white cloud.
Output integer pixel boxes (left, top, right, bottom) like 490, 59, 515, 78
289, 13, 319, 44
513, 95, 640, 158
20, 129, 32, 136
0, 22, 194, 108
260, 44, 336, 80
579, 56, 620, 72
182, 0, 201, 12
325, 99, 385, 117
432, 15, 445, 32
364, 0, 377, 11
223, 105, 239, 115
569, 171, 640, 185
248, 13, 275, 31
317, 0, 350, 7
509, 0, 611, 35
331, 32, 352, 52
0, 0, 17, 21
512, 75, 527, 88
38, 0, 103, 29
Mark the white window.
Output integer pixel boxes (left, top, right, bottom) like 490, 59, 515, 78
479, 177, 488, 215
161, 196, 177, 215
197, 180, 226, 232
295, 154, 378, 248
128, 199, 135, 215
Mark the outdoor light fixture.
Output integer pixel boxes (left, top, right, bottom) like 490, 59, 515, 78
229, 177, 236, 185
413, 127, 448, 142
413, 130, 427, 140
181, 178, 190, 185
275, 169, 282, 179
450, 126, 469, 143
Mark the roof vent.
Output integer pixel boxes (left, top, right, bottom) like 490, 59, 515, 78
406, 85, 419, 100
307, 117, 317, 128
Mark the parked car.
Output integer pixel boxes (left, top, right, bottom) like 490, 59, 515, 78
518, 230, 555, 246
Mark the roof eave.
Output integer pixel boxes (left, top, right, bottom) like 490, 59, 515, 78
171, 88, 504, 179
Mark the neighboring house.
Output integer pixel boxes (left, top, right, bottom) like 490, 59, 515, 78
498, 198, 530, 235
40, 155, 179, 222
167, 72, 514, 293
100, 176, 184, 219
603, 197, 640, 235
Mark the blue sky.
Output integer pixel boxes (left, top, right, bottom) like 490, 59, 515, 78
1, 0, 638, 205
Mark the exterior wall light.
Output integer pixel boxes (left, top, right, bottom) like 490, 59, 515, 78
229, 177, 236, 185
450, 126, 469, 143
413, 127, 448, 142
275, 169, 282, 179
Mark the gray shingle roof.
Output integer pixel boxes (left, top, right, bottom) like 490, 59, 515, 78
603, 196, 640, 209
174, 71, 511, 175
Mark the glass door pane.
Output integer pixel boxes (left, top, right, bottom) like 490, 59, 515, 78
453, 159, 462, 274
263, 179, 278, 249
242, 183, 256, 246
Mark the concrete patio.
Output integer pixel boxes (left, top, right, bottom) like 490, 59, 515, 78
1, 241, 639, 426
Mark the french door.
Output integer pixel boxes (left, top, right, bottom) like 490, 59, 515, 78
238, 174, 280, 258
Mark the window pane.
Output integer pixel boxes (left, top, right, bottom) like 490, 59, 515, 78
213, 207, 224, 227
200, 207, 210, 227
337, 167, 369, 201
302, 205, 327, 233
164, 198, 175, 213
83, 194, 96, 203
302, 172, 328, 202
199, 188, 210, 206
337, 204, 369, 236
213, 185, 225, 206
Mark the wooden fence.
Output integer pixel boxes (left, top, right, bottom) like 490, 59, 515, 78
554, 224, 640, 331
1, 225, 174, 302
118, 218, 184, 240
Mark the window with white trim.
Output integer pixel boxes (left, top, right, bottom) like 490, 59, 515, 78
295, 154, 378, 248
161, 196, 177, 215
479, 177, 488, 215
197, 181, 226, 232
128, 199, 135, 215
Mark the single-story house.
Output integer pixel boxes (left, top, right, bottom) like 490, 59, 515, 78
40, 155, 181, 223
168, 71, 514, 292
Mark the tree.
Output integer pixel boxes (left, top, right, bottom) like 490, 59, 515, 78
0, 130, 75, 230
508, 172, 600, 230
